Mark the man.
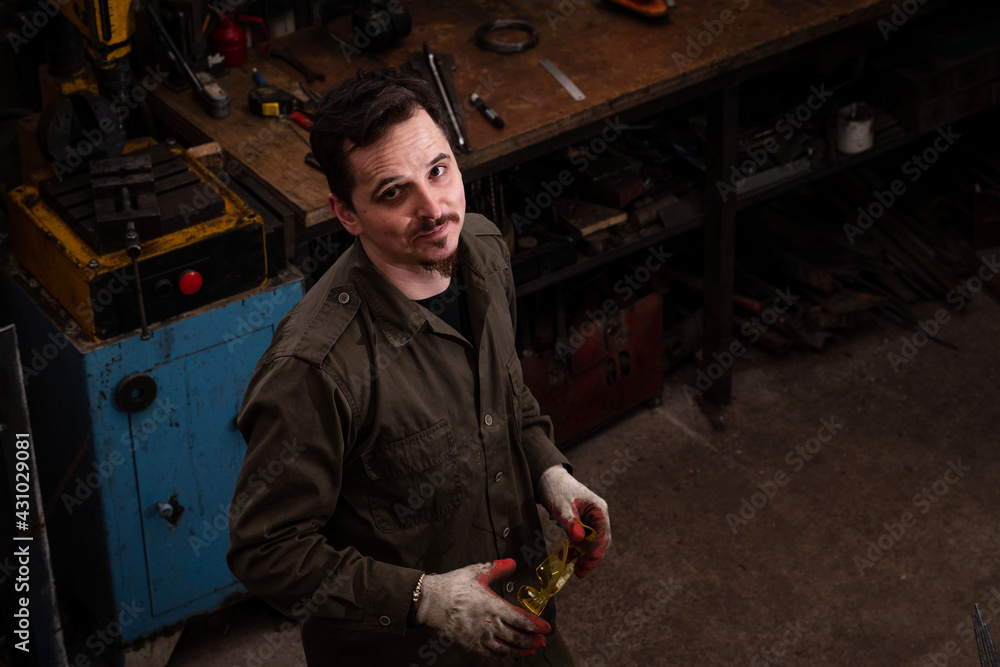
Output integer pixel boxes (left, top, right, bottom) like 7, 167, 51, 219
227, 67, 611, 666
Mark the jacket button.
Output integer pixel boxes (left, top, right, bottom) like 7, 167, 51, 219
484, 413, 493, 426
502, 527, 510, 537
338, 292, 350, 304
379, 615, 391, 626
495, 472, 503, 482
505, 582, 514, 593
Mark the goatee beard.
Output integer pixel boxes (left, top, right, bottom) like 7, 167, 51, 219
411, 212, 461, 278
420, 250, 459, 279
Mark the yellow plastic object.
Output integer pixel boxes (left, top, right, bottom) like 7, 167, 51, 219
517, 523, 596, 616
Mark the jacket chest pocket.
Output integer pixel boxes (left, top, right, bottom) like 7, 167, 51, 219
361, 419, 465, 533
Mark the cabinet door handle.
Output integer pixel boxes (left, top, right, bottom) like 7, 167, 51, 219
155, 495, 183, 527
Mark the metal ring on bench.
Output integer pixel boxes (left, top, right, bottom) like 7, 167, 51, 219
474, 19, 539, 54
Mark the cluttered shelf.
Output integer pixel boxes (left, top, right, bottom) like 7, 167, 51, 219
515, 195, 704, 297
503, 107, 992, 305
504, 118, 935, 300
506, 114, 955, 299
734, 120, 914, 212
507, 120, 910, 300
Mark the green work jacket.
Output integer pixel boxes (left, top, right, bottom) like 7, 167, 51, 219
227, 213, 573, 665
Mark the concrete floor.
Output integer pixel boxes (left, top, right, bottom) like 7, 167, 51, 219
168, 286, 1000, 667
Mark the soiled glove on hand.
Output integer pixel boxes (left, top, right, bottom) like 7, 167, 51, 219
537, 464, 611, 577
415, 559, 551, 658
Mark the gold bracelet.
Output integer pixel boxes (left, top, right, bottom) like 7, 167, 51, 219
412, 573, 425, 605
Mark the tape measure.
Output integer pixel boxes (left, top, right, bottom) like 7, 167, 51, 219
248, 86, 295, 117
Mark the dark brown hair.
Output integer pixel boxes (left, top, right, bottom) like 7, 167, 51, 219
310, 67, 446, 211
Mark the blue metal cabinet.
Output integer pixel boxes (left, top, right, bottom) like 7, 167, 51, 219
0, 263, 304, 655
120, 326, 278, 617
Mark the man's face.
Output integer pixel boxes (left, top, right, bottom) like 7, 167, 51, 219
329, 109, 465, 276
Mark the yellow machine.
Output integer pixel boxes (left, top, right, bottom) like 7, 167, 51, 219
8, 139, 269, 340
61, 0, 135, 63
57, 0, 136, 104
10, 0, 274, 341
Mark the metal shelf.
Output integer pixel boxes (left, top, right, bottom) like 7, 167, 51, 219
515, 201, 704, 297
512, 125, 940, 298
735, 130, 925, 211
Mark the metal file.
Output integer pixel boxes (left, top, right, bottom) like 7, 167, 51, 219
540, 59, 585, 101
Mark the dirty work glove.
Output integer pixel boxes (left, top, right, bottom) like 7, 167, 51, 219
416, 559, 550, 658
537, 464, 611, 577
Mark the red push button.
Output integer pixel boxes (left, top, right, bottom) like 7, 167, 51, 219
178, 270, 203, 295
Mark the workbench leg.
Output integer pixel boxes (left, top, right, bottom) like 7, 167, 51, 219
702, 84, 738, 406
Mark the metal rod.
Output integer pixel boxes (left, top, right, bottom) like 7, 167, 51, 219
975, 609, 991, 666
125, 222, 151, 341
977, 604, 1000, 666
424, 42, 466, 151
539, 59, 585, 101
176, 11, 189, 58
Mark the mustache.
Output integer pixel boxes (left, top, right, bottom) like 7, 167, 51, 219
411, 212, 461, 238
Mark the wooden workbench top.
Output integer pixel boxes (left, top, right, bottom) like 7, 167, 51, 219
149, 0, 896, 228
